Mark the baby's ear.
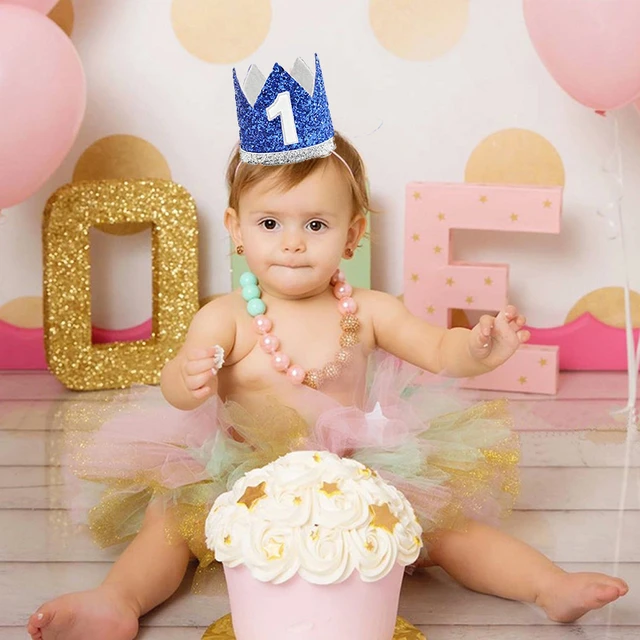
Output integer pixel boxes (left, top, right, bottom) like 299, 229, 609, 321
224, 208, 242, 245
348, 213, 367, 245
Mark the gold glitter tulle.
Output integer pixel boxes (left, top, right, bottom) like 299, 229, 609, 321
419, 399, 520, 542
61, 383, 520, 585
202, 615, 426, 639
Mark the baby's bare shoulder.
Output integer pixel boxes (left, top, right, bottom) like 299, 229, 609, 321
198, 290, 245, 317
353, 288, 400, 311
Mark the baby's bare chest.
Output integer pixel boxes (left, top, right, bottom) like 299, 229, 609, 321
219, 301, 373, 400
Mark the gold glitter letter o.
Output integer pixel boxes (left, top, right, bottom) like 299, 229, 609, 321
43, 179, 199, 390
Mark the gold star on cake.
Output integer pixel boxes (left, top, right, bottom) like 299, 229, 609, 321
293, 496, 302, 505
445, 277, 455, 287
369, 503, 399, 533
365, 540, 375, 552
518, 376, 528, 385
411, 233, 420, 242
313, 453, 322, 463
437, 212, 446, 221
479, 195, 488, 203
465, 295, 474, 305
264, 539, 284, 561
320, 481, 341, 497
224, 535, 232, 545
410, 273, 419, 283
484, 277, 493, 286
510, 212, 519, 222
310, 529, 320, 541
433, 245, 442, 254
539, 358, 548, 367
543, 199, 552, 208
426, 305, 435, 315
237, 482, 267, 510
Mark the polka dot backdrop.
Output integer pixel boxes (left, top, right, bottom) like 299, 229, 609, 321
1, 0, 639, 334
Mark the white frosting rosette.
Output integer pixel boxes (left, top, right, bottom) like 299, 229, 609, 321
205, 451, 422, 585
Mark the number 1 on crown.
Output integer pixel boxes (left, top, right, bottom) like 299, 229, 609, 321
267, 91, 299, 146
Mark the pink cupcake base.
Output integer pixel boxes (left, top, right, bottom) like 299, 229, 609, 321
224, 563, 404, 640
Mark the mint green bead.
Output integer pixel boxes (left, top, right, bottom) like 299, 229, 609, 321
239, 272, 258, 287
242, 284, 261, 301
247, 298, 266, 317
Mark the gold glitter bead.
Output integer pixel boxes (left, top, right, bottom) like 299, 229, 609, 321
340, 313, 360, 332
303, 368, 323, 389
339, 331, 359, 348
321, 361, 342, 380
335, 348, 353, 365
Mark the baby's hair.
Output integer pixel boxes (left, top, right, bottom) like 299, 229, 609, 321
226, 132, 369, 219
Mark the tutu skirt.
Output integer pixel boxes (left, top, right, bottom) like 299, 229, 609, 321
61, 352, 519, 580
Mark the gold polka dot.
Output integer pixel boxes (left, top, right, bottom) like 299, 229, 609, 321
370, 0, 469, 61
171, 0, 271, 64
465, 129, 565, 186
73, 135, 171, 235
565, 287, 640, 328
48, 0, 74, 37
0, 297, 43, 328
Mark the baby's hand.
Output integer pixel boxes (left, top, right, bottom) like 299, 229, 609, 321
469, 305, 530, 369
181, 346, 225, 400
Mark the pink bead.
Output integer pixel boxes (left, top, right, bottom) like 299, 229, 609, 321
253, 315, 272, 335
287, 365, 306, 384
260, 334, 280, 354
338, 297, 357, 315
330, 269, 345, 285
271, 352, 290, 372
333, 282, 353, 300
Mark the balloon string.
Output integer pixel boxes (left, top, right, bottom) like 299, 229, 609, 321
608, 114, 639, 424
603, 112, 638, 639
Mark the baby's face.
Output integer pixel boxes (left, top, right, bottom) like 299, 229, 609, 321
232, 162, 361, 299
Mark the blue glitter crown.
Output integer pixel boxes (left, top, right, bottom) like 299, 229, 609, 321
233, 54, 335, 165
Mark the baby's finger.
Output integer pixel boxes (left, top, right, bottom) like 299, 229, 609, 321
191, 385, 213, 400
478, 315, 494, 346
185, 357, 217, 376
185, 369, 213, 390
503, 305, 518, 321
187, 346, 218, 361
517, 329, 531, 344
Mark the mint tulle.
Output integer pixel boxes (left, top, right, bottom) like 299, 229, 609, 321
60, 351, 519, 572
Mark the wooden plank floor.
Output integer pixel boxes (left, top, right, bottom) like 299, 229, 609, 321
0, 371, 639, 639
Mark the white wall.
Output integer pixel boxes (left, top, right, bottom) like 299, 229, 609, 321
1, 0, 639, 331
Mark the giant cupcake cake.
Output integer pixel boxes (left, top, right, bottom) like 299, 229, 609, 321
205, 450, 423, 640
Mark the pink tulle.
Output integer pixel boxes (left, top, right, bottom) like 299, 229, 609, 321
62, 351, 518, 550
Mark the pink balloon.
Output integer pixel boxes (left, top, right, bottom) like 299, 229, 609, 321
0, 0, 58, 14
523, 0, 640, 111
0, 5, 85, 209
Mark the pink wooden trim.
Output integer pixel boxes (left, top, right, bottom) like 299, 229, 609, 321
528, 312, 640, 371
0, 319, 153, 370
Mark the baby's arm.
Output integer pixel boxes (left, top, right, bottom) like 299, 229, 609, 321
368, 291, 526, 377
160, 296, 236, 410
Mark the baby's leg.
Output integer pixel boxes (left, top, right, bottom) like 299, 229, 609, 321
427, 520, 628, 622
27, 501, 191, 640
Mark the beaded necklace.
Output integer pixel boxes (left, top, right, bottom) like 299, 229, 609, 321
239, 270, 360, 389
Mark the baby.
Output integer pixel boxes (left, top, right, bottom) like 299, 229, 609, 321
28, 56, 627, 640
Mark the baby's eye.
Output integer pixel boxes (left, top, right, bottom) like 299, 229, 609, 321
306, 220, 327, 232
260, 218, 279, 230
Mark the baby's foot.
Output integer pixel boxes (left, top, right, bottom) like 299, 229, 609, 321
27, 584, 140, 640
536, 570, 629, 623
